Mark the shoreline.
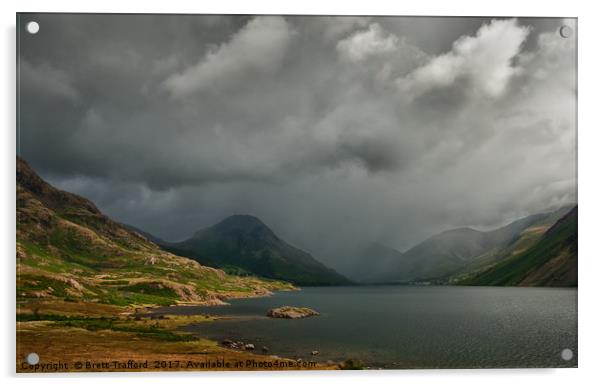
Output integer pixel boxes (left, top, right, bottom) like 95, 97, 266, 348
17, 287, 341, 373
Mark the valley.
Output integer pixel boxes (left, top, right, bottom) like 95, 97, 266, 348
15, 156, 578, 372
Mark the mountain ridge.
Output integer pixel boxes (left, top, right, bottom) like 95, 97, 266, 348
458, 206, 577, 286
327, 206, 574, 284
395, 212, 551, 282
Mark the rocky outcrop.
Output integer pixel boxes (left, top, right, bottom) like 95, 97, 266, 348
266, 306, 319, 319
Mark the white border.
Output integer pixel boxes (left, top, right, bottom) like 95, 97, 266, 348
2, 1, 601, 385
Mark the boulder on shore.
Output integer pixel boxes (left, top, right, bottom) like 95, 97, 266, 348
266, 306, 319, 319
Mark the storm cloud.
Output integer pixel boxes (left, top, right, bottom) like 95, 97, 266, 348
17, 14, 577, 266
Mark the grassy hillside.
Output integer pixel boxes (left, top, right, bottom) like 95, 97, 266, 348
459, 206, 577, 287
16, 157, 294, 308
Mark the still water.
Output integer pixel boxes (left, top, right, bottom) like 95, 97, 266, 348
154, 286, 577, 368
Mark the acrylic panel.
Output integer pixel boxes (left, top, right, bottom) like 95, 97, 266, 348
16, 13, 577, 373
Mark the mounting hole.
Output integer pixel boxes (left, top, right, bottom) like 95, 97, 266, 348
561, 348, 574, 361
559, 25, 573, 38
26, 21, 40, 35
26, 352, 39, 365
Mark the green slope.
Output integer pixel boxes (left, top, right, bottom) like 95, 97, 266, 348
459, 206, 577, 287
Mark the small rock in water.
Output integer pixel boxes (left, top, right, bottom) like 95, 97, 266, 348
311, 350, 319, 355
266, 306, 319, 319
261, 346, 269, 352
244, 343, 255, 350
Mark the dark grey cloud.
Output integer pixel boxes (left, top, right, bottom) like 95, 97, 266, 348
18, 14, 577, 267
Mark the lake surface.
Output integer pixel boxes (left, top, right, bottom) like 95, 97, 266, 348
153, 286, 577, 369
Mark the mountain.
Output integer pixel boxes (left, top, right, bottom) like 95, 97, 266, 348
459, 206, 577, 286
16, 157, 293, 307
165, 215, 351, 286
394, 213, 552, 282
332, 207, 574, 284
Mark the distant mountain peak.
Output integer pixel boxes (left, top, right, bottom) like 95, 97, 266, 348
194, 214, 277, 240
216, 214, 269, 229
170, 214, 351, 286
432, 227, 481, 238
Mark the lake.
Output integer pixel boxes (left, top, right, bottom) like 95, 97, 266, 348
153, 286, 577, 369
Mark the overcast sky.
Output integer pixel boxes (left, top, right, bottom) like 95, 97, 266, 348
17, 14, 577, 263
